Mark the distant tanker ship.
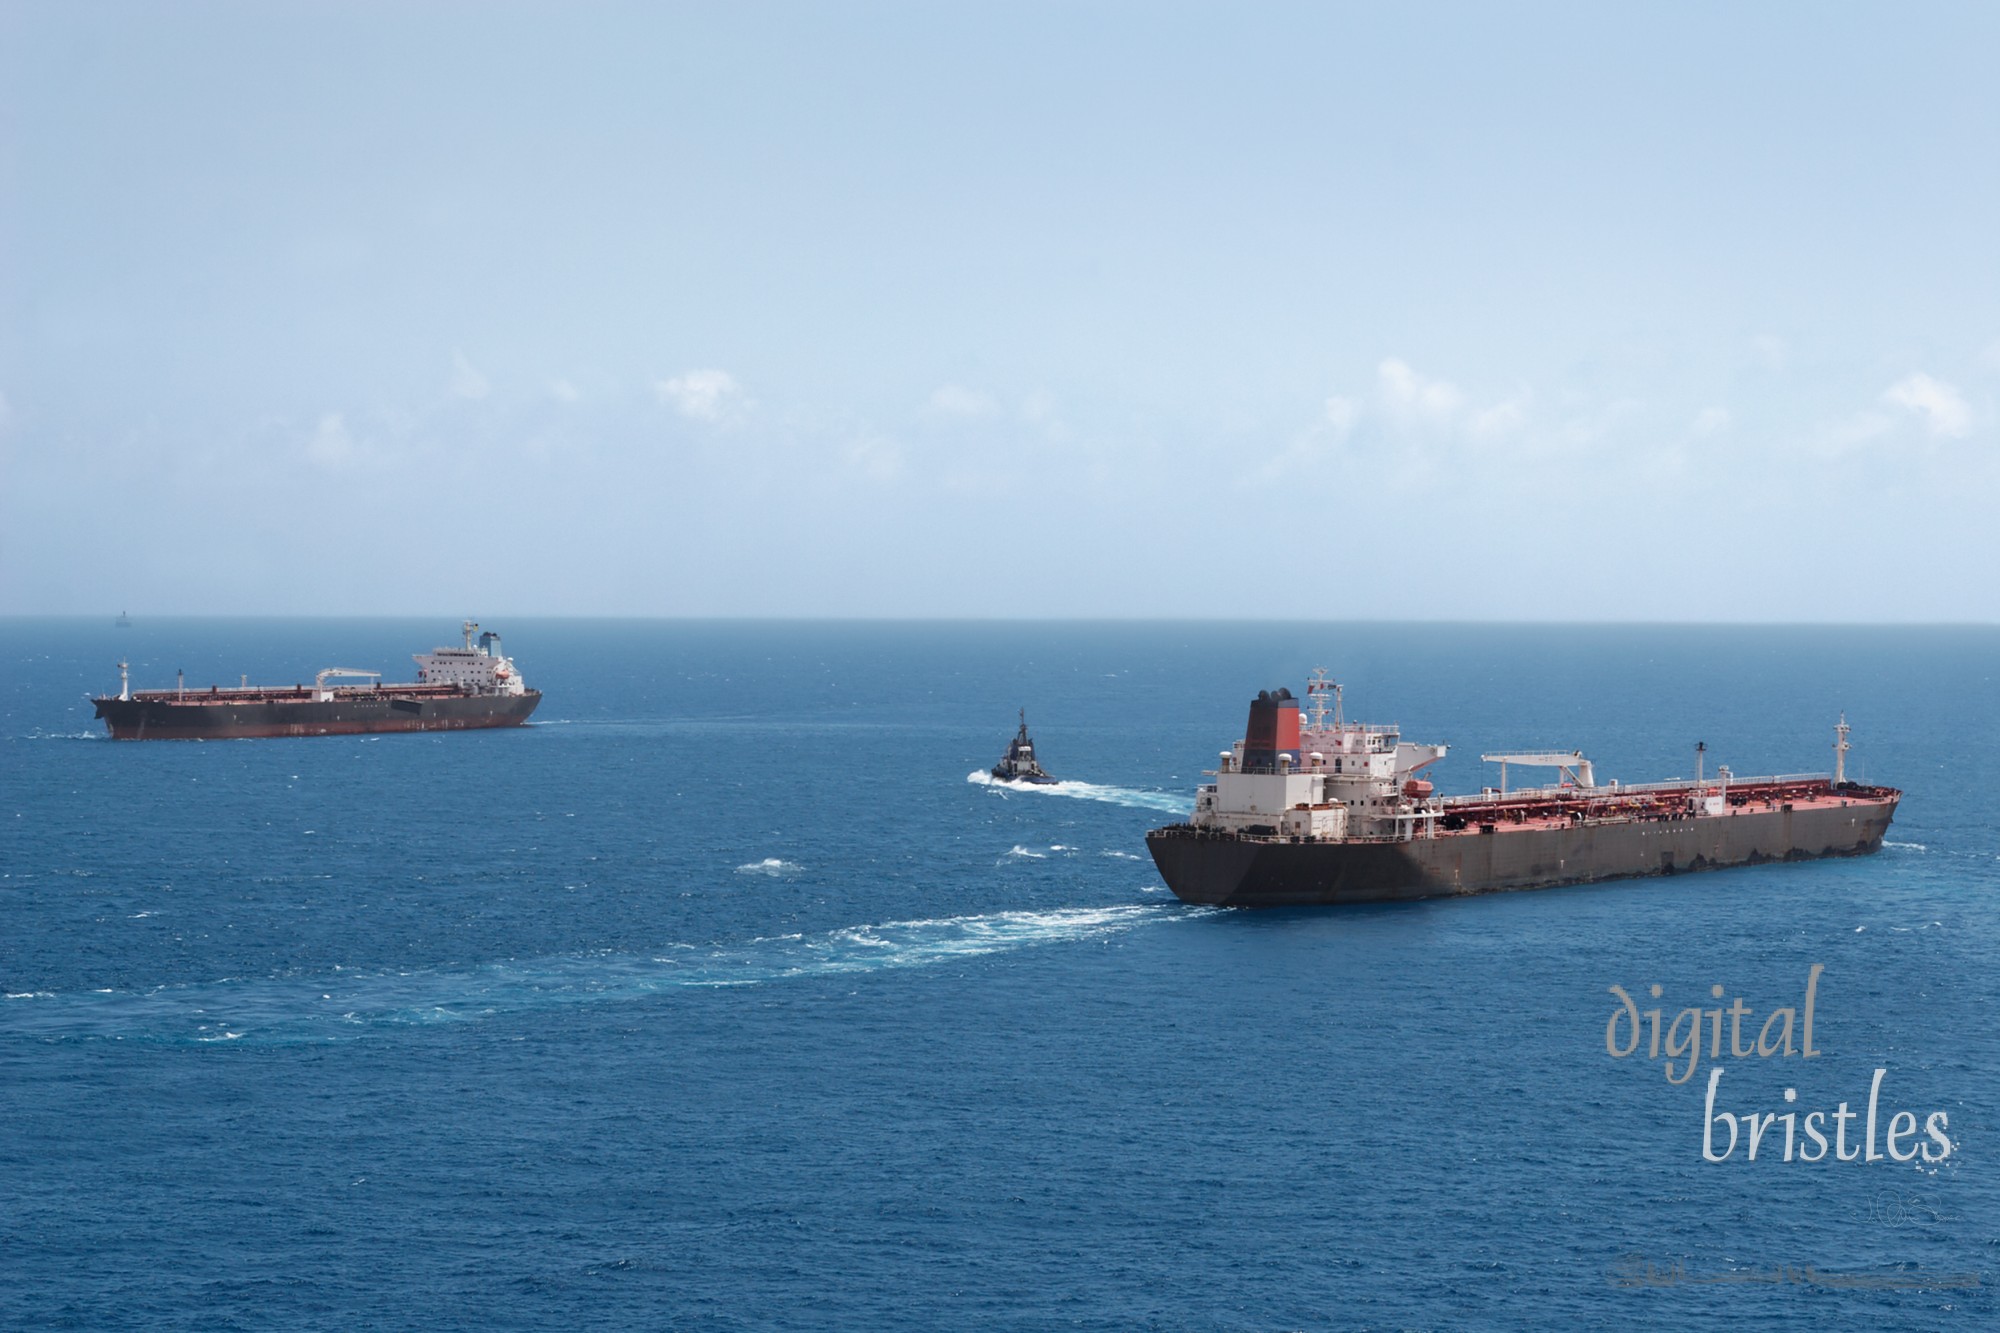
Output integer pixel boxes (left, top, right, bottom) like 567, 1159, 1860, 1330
1145, 672, 1899, 907
92, 622, 540, 741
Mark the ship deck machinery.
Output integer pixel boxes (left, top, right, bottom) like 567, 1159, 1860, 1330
1144, 673, 1899, 907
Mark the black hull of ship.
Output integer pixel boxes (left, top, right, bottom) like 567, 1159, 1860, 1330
1145, 795, 1899, 907
93, 691, 541, 740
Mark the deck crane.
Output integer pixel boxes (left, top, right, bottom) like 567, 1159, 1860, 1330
313, 667, 382, 700
1480, 751, 1596, 796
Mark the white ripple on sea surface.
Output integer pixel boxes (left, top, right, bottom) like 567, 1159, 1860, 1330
735, 858, 802, 876
966, 770, 1193, 816
0, 904, 1206, 1045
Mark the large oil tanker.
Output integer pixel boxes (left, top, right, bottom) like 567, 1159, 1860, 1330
92, 622, 540, 740
1145, 672, 1898, 907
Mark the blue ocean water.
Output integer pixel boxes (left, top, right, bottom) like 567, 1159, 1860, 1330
2, 619, 1995, 1330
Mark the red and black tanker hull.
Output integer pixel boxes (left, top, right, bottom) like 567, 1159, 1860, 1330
92, 690, 541, 740
1145, 790, 1899, 907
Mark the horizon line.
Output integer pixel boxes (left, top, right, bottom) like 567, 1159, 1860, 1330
6, 613, 1998, 629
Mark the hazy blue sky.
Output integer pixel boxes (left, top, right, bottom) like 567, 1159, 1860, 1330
3, 2, 1996, 618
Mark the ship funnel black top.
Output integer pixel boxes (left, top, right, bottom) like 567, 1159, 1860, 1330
1241, 687, 1301, 774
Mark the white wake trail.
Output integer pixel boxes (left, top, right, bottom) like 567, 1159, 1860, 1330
1, 904, 1208, 1044
967, 770, 1192, 816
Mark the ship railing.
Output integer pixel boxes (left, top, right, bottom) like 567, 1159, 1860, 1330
1160, 826, 1440, 846
1577, 772, 1832, 797
1299, 722, 1399, 736
1437, 772, 1834, 805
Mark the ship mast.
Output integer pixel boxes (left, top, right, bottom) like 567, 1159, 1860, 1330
1834, 713, 1850, 786
1306, 668, 1342, 730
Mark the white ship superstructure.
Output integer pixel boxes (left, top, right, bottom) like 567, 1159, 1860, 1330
415, 621, 529, 696
1191, 671, 1446, 840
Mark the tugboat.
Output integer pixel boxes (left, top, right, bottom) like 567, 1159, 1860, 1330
991, 710, 1056, 784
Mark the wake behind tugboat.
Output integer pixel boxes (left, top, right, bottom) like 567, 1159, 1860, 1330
1146, 671, 1900, 907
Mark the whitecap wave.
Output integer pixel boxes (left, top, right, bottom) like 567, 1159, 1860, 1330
1882, 840, 1928, 852
735, 858, 801, 876
0, 905, 1210, 1044
998, 845, 1047, 862
966, 770, 1192, 816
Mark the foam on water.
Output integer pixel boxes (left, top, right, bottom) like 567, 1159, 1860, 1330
0, 904, 1205, 1045
966, 769, 1193, 815
736, 858, 802, 876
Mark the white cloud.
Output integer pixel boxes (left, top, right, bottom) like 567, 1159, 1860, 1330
305, 412, 359, 468
549, 379, 580, 403
1693, 406, 1731, 435
1247, 396, 1361, 484
1882, 372, 1971, 438
1322, 395, 1358, 436
1377, 358, 1462, 428
928, 384, 996, 417
1366, 359, 1524, 443
845, 433, 903, 481
655, 368, 744, 422
1469, 389, 1531, 439
450, 351, 490, 400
